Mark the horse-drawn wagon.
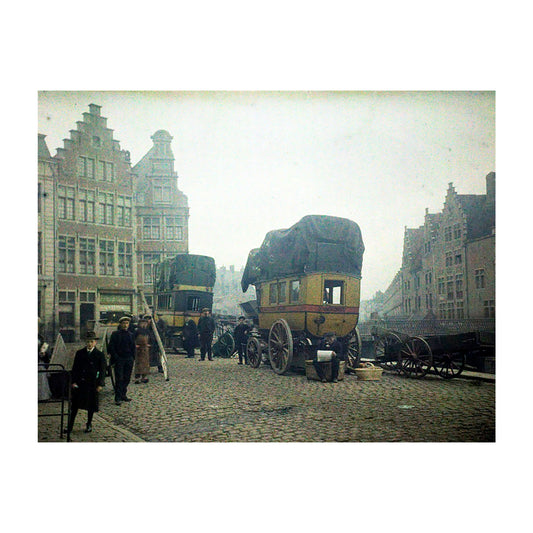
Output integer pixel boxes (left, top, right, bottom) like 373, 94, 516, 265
241, 215, 365, 375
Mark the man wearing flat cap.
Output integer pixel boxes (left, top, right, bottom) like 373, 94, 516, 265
197, 308, 216, 361
108, 316, 136, 405
66, 331, 106, 433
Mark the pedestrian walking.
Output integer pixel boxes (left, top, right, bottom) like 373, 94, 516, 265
313, 332, 344, 383
134, 318, 151, 383
66, 331, 106, 433
233, 316, 251, 365
145, 315, 164, 373
108, 316, 136, 405
182, 314, 199, 358
197, 308, 216, 361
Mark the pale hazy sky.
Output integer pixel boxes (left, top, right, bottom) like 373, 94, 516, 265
38, 91, 494, 299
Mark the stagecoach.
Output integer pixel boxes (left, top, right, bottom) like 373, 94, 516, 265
241, 215, 365, 375
153, 254, 216, 352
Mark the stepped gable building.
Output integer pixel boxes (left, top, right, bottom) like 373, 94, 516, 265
132, 130, 189, 308
43, 104, 138, 341
38, 134, 58, 340
397, 172, 495, 320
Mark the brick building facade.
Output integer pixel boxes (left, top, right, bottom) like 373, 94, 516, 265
132, 130, 189, 308
38, 105, 191, 343
396, 172, 495, 320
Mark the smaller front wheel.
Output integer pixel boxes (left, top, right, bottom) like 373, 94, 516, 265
246, 336, 263, 368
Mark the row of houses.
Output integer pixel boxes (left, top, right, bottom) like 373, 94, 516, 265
38, 104, 189, 342
361, 172, 495, 321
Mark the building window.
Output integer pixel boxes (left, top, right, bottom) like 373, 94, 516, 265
438, 277, 445, 295
290, 280, 300, 302
58, 291, 76, 328
143, 217, 161, 240
269, 283, 277, 304
99, 161, 114, 182
424, 241, 431, 254
38, 183, 43, 213
425, 293, 433, 309
158, 294, 172, 310
446, 276, 454, 301
80, 292, 96, 303
165, 217, 183, 240
92, 136, 101, 147
143, 253, 161, 284
79, 188, 96, 223
323, 280, 344, 305
438, 302, 446, 319
456, 300, 464, 319
117, 196, 132, 227
118, 242, 133, 277
99, 240, 115, 275
453, 223, 462, 240
445, 252, 453, 267
98, 192, 114, 225
78, 156, 95, 178
455, 274, 463, 299
444, 226, 452, 242
454, 251, 462, 265
475, 269, 485, 289
484, 300, 495, 318
79, 237, 96, 275
58, 235, 75, 273
153, 184, 172, 203
38, 232, 43, 274
447, 302, 455, 319
57, 185, 75, 220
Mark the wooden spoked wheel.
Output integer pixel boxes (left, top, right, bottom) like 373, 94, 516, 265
374, 331, 403, 372
345, 328, 362, 372
215, 332, 235, 358
433, 352, 466, 379
400, 336, 433, 378
268, 319, 293, 375
246, 336, 263, 368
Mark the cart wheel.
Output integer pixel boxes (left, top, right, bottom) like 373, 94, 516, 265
345, 328, 362, 372
247, 336, 263, 368
216, 332, 235, 358
268, 319, 293, 374
400, 336, 433, 378
433, 352, 466, 379
374, 331, 402, 372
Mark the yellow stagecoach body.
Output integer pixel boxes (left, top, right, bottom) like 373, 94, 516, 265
153, 254, 216, 351
241, 215, 365, 373
256, 272, 361, 338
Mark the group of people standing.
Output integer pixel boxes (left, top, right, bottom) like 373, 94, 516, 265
182, 308, 216, 360
65, 314, 163, 433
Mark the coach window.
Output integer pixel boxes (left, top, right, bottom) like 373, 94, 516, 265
290, 280, 300, 302
323, 280, 344, 305
269, 283, 277, 304
278, 282, 287, 303
187, 296, 200, 311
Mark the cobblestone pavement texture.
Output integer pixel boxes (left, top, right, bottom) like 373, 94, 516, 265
38, 351, 495, 442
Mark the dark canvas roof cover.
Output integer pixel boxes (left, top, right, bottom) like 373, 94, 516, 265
241, 215, 364, 292
155, 254, 216, 291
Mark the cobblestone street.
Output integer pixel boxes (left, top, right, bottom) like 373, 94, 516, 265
39, 351, 495, 443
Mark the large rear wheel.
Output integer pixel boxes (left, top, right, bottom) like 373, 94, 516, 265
246, 336, 263, 368
345, 328, 362, 372
268, 319, 293, 375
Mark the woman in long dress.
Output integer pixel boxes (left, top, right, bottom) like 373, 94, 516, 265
134, 319, 151, 383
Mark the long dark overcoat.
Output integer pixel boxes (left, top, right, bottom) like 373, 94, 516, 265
182, 319, 199, 350
71, 347, 106, 412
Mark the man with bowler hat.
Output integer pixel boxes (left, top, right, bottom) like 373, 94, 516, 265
108, 316, 136, 405
66, 331, 106, 433
197, 308, 216, 361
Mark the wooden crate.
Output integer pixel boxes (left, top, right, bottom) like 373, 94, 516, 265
305, 360, 346, 381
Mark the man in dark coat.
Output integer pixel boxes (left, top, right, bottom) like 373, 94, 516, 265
197, 308, 216, 361
313, 332, 345, 383
182, 314, 199, 358
108, 316, 136, 405
66, 331, 106, 433
233, 316, 251, 365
